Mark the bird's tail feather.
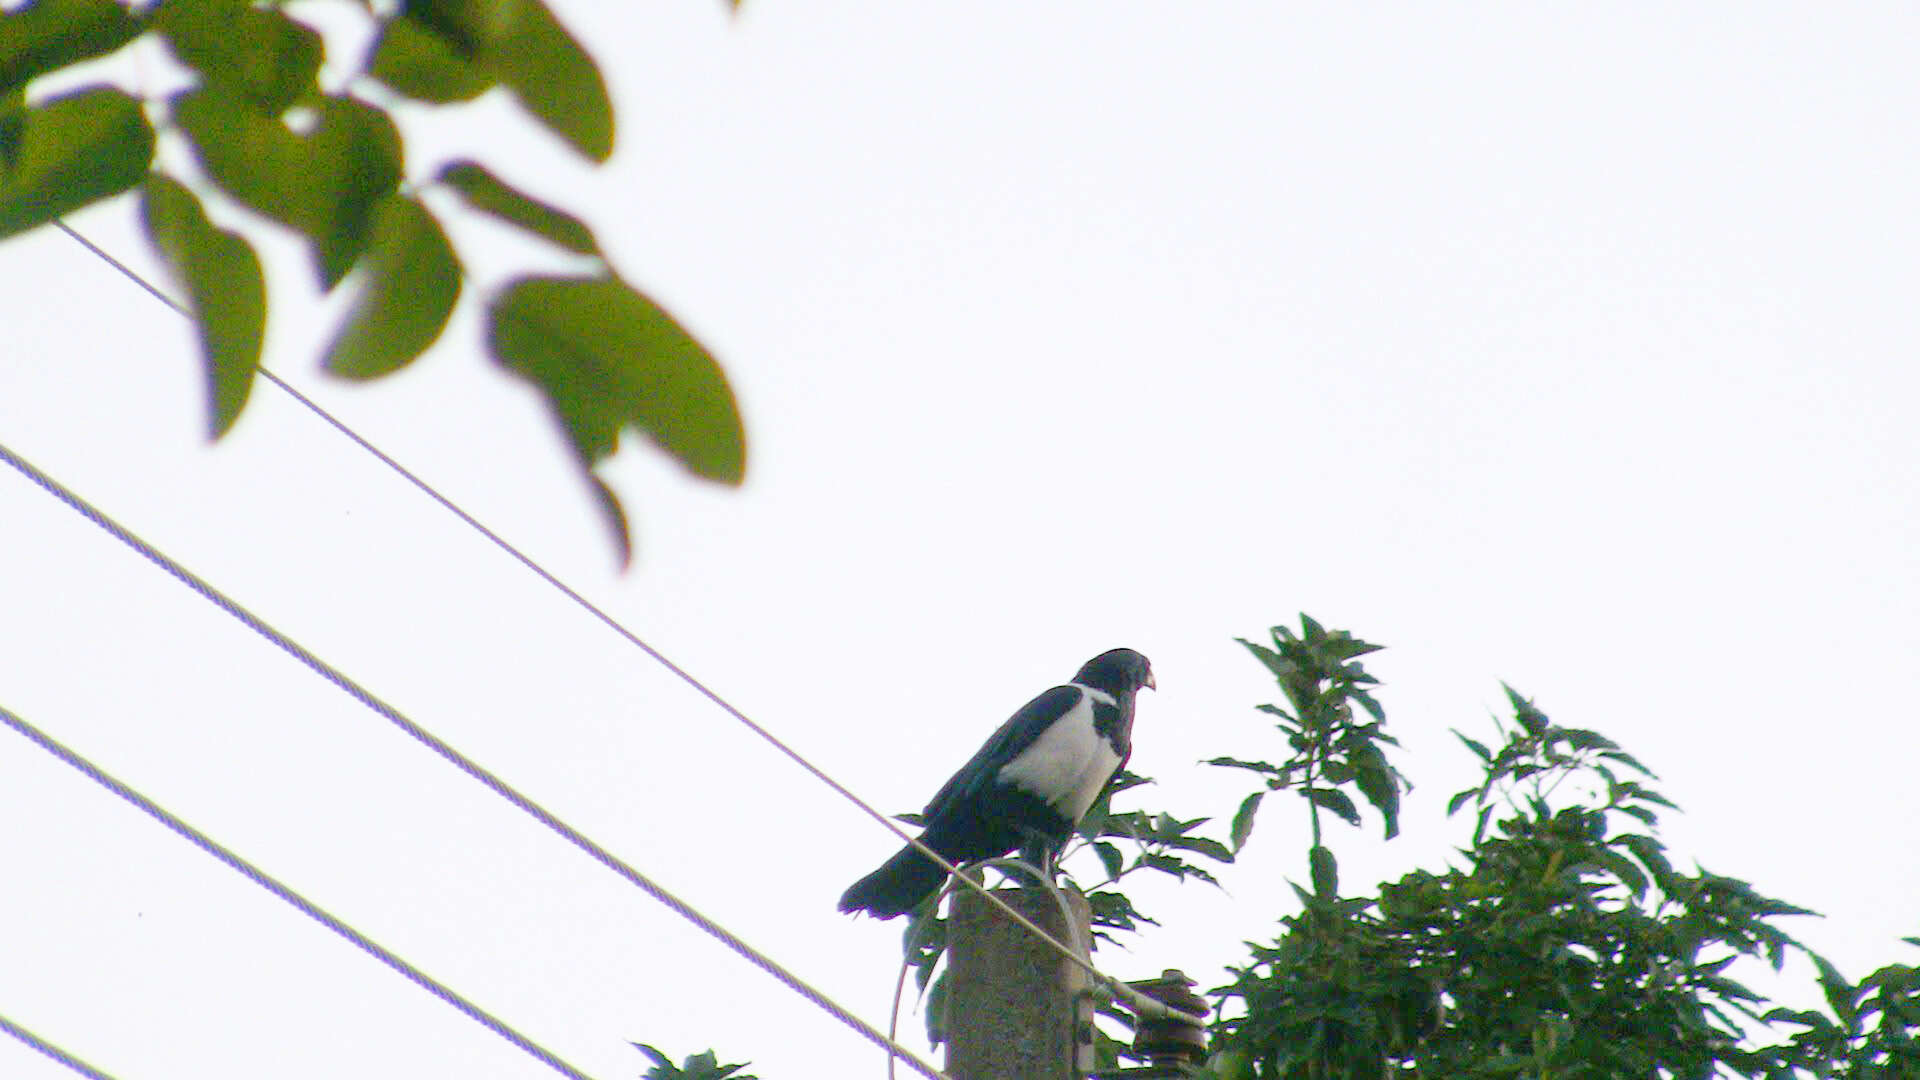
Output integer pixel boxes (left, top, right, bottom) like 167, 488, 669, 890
837, 844, 947, 920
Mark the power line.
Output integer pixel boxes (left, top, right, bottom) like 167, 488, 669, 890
49, 222, 1199, 1028
0, 1011, 119, 1080
0, 701, 597, 1080
0, 439, 953, 1080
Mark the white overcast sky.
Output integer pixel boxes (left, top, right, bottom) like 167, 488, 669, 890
3, 3, 1918, 1078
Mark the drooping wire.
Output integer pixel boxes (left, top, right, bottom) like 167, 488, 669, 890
0, 439, 952, 1080
49, 221, 1203, 1030
0, 1011, 119, 1080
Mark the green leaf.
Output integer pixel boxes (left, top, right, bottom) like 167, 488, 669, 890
402, 0, 613, 161
367, 14, 493, 103
1230, 792, 1263, 852
0, 86, 151, 238
141, 173, 265, 438
323, 194, 461, 379
1591, 848, 1649, 898
1349, 742, 1401, 839
156, 0, 322, 114
1206, 755, 1284, 778
1308, 844, 1338, 898
489, 275, 745, 551
0, 0, 140, 98
1238, 637, 1296, 681
1305, 787, 1362, 828
1349, 687, 1385, 722
1504, 683, 1549, 734
1814, 954, 1859, 1029
1170, 835, 1234, 862
586, 473, 633, 567
174, 88, 403, 289
1455, 731, 1493, 762
438, 159, 596, 254
489, 274, 743, 478
1094, 840, 1123, 881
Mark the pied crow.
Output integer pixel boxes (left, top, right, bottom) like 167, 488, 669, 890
837, 648, 1154, 919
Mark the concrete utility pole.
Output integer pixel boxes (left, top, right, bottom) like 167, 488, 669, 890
944, 887, 1094, 1080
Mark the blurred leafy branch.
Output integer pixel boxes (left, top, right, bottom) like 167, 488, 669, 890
0, 0, 745, 562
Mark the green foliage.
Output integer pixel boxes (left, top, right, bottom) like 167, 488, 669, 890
402, 0, 613, 160
0, 0, 139, 98
140, 174, 263, 437
173, 86, 405, 290
438, 159, 598, 254
632, 1044, 758, 1080
155, 0, 321, 114
1214, 616, 1404, 900
1763, 944, 1920, 1077
368, 16, 493, 104
1203, 640, 1892, 1080
323, 194, 461, 379
0, 85, 151, 238
489, 274, 745, 462
0, 0, 745, 560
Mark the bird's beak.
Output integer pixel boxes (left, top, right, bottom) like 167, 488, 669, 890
1145, 673, 1157, 690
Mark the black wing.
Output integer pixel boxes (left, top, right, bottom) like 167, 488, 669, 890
922, 684, 1083, 824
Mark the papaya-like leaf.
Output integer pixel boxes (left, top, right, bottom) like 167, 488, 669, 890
156, 0, 322, 114
175, 87, 402, 289
367, 14, 492, 103
402, 0, 612, 161
141, 173, 265, 438
0, 0, 140, 97
438, 159, 596, 254
0, 85, 151, 238
323, 195, 461, 379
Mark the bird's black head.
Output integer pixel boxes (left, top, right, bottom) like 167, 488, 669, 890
1074, 648, 1155, 695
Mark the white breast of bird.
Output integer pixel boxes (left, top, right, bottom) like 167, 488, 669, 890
995, 686, 1123, 824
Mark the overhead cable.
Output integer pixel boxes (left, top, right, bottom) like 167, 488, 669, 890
52, 222, 1203, 1028
0, 702, 598, 1080
0, 1011, 119, 1080
0, 438, 952, 1080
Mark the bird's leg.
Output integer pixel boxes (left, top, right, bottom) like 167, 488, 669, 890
1016, 828, 1056, 885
